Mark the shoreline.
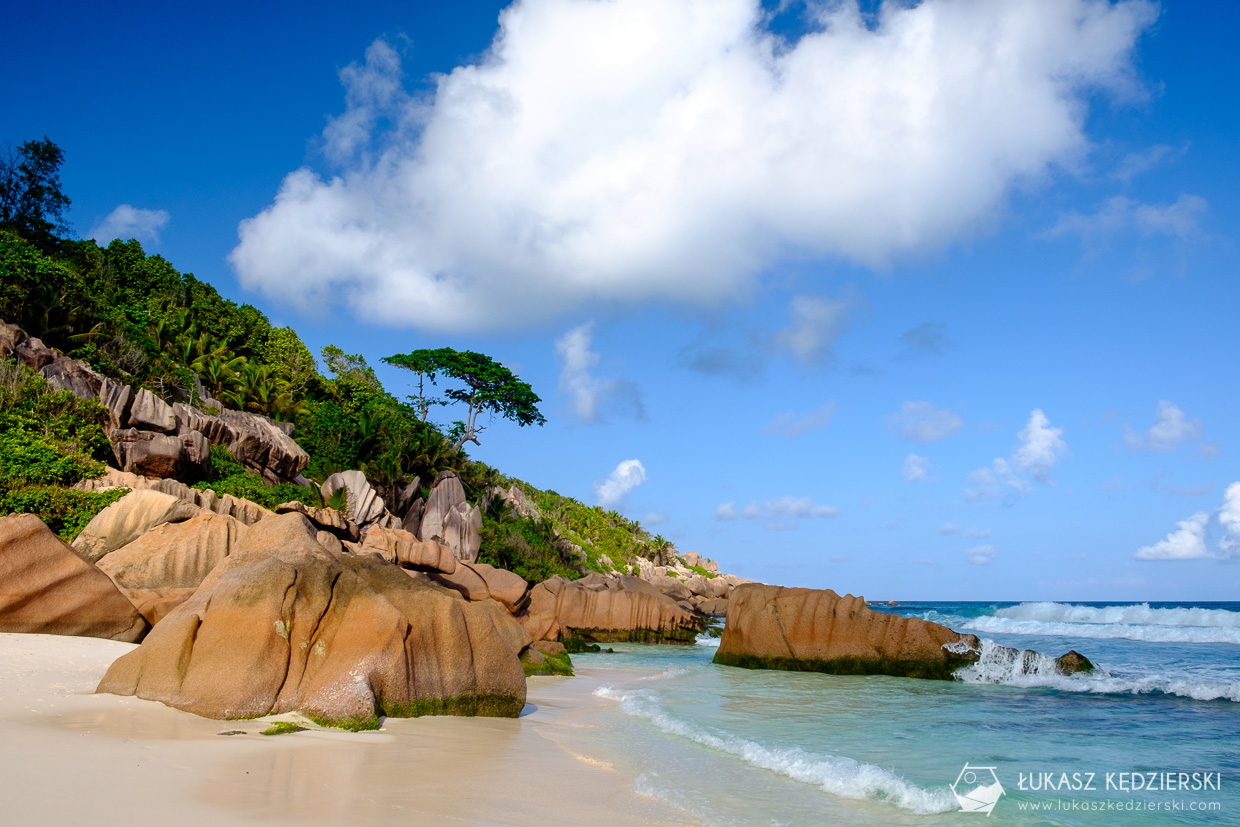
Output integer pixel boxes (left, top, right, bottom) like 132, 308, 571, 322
0, 633, 691, 826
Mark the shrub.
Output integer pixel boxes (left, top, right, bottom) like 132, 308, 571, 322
0, 485, 128, 541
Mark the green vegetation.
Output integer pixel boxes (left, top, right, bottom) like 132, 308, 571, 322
684, 563, 717, 579
564, 626, 702, 645
305, 713, 382, 732
192, 445, 318, 510
0, 360, 127, 539
380, 693, 525, 719
560, 637, 602, 654
260, 721, 307, 736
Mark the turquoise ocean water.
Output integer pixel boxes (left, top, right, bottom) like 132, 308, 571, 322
552, 601, 1240, 825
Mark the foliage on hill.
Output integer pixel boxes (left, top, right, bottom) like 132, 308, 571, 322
0, 360, 127, 539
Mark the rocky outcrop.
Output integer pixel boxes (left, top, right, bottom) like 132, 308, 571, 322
359, 525, 457, 574
73, 490, 202, 564
129, 388, 177, 434
522, 573, 705, 644
75, 468, 273, 526
714, 585, 1090, 681
96, 512, 246, 591
40, 357, 104, 400
419, 472, 482, 563
427, 561, 528, 613
277, 501, 360, 542
0, 514, 148, 642
321, 470, 387, 527
110, 427, 211, 481
97, 513, 527, 726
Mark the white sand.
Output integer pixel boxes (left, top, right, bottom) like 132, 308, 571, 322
0, 634, 692, 826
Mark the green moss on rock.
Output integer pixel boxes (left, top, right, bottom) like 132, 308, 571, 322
379, 693, 524, 719
712, 651, 978, 681
522, 649, 574, 677
562, 627, 698, 646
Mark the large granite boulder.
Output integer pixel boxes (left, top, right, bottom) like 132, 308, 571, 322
521, 573, 705, 644
128, 388, 177, 434
110, 427, 211, 481
97, 513, 528, 726
73, 490, 201, 564
98, 379, 134, 431
0, 514, 147, 642
419, 472, 482, 563
321, 470, 387, 527
714, 585, 1093, 681
359, 525, 456, 574
427, 561, 529, 613
97, 512, 246, 591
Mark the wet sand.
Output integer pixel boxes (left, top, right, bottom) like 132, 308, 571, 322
0, 634, 691, 826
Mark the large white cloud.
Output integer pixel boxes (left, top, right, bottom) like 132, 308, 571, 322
1135, 512, 1209, 561
231, 0, 1156, 332
966, 409, 1068, 501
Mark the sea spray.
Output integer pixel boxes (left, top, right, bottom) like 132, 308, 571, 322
954, 639, 1240, 702
593, 685, 957, 814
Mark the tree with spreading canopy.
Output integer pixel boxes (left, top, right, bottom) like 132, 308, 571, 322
0, 138, 71, 249
383, 348, 546, 451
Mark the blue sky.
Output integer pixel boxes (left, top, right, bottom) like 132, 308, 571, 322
6, 0, 1238, 599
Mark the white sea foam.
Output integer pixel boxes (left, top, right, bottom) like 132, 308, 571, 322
959, 602, 1240, 644
593, 685, 956, 814
695, 633, 722, 648
637, 665, 690, 682
954, 640, 1240, 702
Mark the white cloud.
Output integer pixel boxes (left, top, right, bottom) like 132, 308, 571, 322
1218, 483, 1240, 554
1046, 194, 1207, 246
1134, 512, 1209, 561
1013, 409, 1069, 483
764, 402, 835, 438
231, 0, 1157, 332
776, 295, 851, 363
965, 457, 1032, 502
713, 496, 836, 530
89, 205, 170, 246
555, 322, 644, 423
902, 453, 929, 483
594, 459, 648, 507
1123, 400, 1203, 452
887, 401, 962, 443
965, 545, 997, 566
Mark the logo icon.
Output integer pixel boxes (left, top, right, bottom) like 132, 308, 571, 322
952, 764, 1005, 815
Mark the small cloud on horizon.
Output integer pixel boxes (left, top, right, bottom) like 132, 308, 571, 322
714, 496, 837, 531
594, 459, 648, 508
89, 205, 169, 246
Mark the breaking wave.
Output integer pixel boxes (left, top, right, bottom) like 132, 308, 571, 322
593, 685, 956, 814
953, 640, 1240, 702
957, 602, 1240, 645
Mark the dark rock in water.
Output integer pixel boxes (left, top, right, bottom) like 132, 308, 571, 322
1054, 650, 1094, 675
715, 584, 1092, 682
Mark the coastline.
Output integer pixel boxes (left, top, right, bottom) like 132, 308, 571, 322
0, 633, 690, 826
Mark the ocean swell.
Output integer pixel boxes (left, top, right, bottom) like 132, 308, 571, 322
593, 685, 956, 814
953, 602, 1240, 645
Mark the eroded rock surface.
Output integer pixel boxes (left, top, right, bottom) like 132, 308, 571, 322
97, 513, 527, 725
73, 490, 201, 564
522, 573, 704, 644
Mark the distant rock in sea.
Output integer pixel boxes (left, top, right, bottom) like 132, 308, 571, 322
715, 584, 1092, 681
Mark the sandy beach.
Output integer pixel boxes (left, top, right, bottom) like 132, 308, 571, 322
0, 633, 689, 826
